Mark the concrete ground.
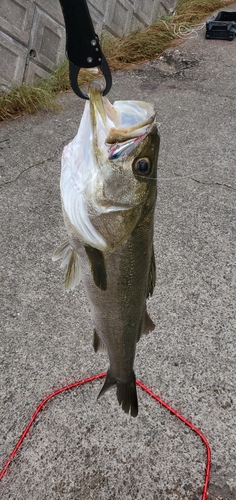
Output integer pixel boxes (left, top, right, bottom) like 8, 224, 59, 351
0, 5, 235, 500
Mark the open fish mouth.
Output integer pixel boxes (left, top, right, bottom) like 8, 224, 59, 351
88, 81, 157, 157
104, 113, 156, 144
107, 126, 155, 160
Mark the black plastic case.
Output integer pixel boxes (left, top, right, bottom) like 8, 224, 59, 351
206, 11, 236, 41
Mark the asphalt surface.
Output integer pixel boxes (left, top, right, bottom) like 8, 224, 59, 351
0, 6, 236, 500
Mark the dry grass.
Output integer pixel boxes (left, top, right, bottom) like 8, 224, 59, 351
102, 22, 175, 69
103, 0, 234, 68
0, 64, 105, 121
176, 0, 231, 23
0, 82, 57, 121
0, 0, 235, 121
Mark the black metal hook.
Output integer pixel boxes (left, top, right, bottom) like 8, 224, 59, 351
59, 0, 112, 100
69, 56, 112, 100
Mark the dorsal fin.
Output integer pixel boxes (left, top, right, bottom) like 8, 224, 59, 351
137, 310, 155, 341
85, 245, 107, 291
143, 311, 155, 334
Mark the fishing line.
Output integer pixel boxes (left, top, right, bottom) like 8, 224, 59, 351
161, 20, 205, 39
0, 373, 211, 500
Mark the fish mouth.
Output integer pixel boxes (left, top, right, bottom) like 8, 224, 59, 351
88, 82, 156, 161
107, 124, 156, 160
105, 114, 156, 145
93, 202, 137, 214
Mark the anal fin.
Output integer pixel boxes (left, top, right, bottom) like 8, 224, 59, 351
93, 329, 107, 353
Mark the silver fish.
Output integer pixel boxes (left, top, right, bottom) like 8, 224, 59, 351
53, 82, 160, 417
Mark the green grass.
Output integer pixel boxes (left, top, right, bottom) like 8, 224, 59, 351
0, 0, 234, 121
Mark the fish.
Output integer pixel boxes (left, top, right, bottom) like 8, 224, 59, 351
53, 81, 160, 417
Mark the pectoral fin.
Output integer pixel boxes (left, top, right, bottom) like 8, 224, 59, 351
147, 246, 156, 298
85, 245, 107, 291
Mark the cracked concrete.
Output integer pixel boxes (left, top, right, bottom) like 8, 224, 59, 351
0, 5, 236, 500
187, 178, 235, 191
0, 154, 58, 187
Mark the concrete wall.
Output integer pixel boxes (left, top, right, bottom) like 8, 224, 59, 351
0, 0, 177, 89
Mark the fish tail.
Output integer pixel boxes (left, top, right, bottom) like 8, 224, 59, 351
97, 370, 117, 399
97, 370, 138, 418
117, 372, 138, 418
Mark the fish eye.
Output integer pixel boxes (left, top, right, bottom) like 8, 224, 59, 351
133, 157, 151, 176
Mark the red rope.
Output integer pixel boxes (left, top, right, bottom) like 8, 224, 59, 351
136, 380, 211, 500
0, 373, 211, 500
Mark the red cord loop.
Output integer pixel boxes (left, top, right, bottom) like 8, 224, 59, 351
0, 373, 211, 499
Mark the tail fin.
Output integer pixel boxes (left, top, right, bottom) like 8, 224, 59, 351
117, 372, 138, 418
97, 370, 116, 399
98, 370, 138, 418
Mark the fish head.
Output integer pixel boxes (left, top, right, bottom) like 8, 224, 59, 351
96, 122, 159, 208
61, 82, 160, 251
